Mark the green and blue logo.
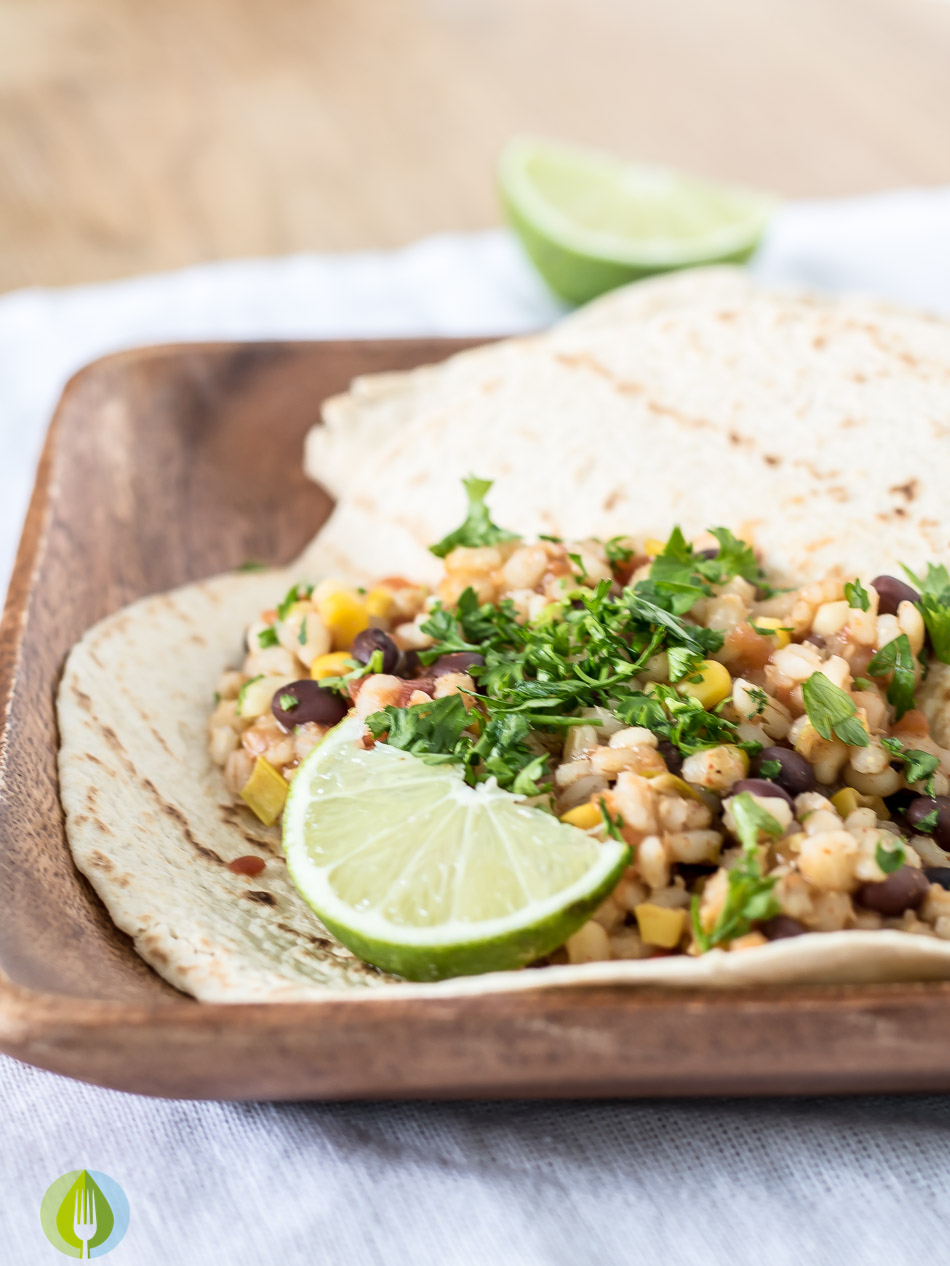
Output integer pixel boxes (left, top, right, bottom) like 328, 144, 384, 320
40, 1170, 130, 1258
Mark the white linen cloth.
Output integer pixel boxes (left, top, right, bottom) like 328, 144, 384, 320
4, 189, 950, 1265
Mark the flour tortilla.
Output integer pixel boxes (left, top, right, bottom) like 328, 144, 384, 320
58, 269, 950, 1001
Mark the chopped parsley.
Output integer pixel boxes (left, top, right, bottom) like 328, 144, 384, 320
429, 476, 519, 558
880, 736, 939, 795
802, 672, 869, 747
746, 685, 769, 717
915, 807, 940, 835
759, 759, 781, 778
902, 562, 950, 663
236, 558, 267, 572
298, 618, 308, 646
567, 552, 588, 581
278, 692, 298, 712
598, 797, 625, 842
276, 582, 313, 622
691, 792, 782, 950
257, 626, 279, 648
236, 674, 264, 711
867, 634, 916, 719
844, 579, 870, 611
604, 536, 634, 567
875, 835, 906, 875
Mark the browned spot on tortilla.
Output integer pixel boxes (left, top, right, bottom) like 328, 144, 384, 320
577, 456, 595, 482
792, 459, 842, 481
803, 536, 835, 554
277, 921, 333, 948
555, 350, 642, 396
827, 486, 849, 503
245, 890, 277, 906
839, 417, 864, 428
91, 816, 115, 837
130, 699, 175, 759
717, 310, 736, 323
647, 400, 715, 432
894, 506, 908, 518
84, 751, 105, 767
142, 777, 225, 865
890, 479, 919, 502
852, 372, 867, 384
71, 684, 94, 712
813, 335, 827, 349
481, 378, 501, 394
88, 649, 105, 671
188, 633, 207, 647
87, 849, 115, 872
602, 487, 624, 512
763, 454, 781, 467
217, 803, 282, 854
100, 725, 139, 778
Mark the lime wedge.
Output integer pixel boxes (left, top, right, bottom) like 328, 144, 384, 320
282, 719, 629, 981
499, 136, 776, 304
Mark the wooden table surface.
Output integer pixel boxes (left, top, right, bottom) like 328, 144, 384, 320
1, 0, 949, 293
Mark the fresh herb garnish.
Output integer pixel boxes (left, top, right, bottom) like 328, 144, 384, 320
853, 677, 872, 692
844, 579, 870, 611
237, 559, 267, 572
236, 674, 264, 710
759, 759, 781, 778
604, 536, 634, 567
298, 618, 308, 646
598, 797, 625, 841
867, 634, 916, 720
915, 807, 940, 835
567, 552, 588, 581
429, 476, 519, 558
880, 736, 939, 794
691, 792, 782, 950
257, 626, 279, 648
875, 835, 906, 875
746, 685, 769, 716
278, 692, 298, 711
902, 562, 950, 663
276, 582, 313, 622
802, 672, 870, 747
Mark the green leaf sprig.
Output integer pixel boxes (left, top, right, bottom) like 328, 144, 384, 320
802, 672, 869, 747
429, 476, 519, 558
867, 634, 916, 720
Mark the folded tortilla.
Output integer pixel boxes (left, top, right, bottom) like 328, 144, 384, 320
58, 268, 950, 1001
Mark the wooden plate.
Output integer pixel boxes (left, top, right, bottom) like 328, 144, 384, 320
4, 339, 950, 1100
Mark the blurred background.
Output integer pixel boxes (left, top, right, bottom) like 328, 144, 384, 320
3, 0, 950, 294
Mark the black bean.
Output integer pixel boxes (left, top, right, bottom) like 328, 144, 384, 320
855, 866, 931, 916
351, 628, 400, 675
399, 650, 422, 678
271, 679, 347, 730
906, 796, 950, 851
657, 739, 683, 776
803, 632, 826, 649
871, 574, 920, 616
924, 867, 950, 890
731, 778, 794, 809
760, 915, 806, 940
751, 746, 816, 797
430, 652, 486, 678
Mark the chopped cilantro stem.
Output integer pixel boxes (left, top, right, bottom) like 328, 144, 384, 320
429, 476, 519, 558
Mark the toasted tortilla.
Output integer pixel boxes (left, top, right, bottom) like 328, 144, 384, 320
58, 269, 950, 1001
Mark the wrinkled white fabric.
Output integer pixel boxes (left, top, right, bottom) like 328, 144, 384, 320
3, 190, 950, 1264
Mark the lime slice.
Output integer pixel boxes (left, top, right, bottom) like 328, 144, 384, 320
499, 136, 776, 304
283, 718, 629, 981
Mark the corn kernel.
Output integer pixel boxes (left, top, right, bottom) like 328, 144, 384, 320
649, 773, 702, 801
365, 586, 396, 619
316, 590, 370, 650
634, 903, 686, 949
643, 537, 666, 557
240, 757, 289, 826
311, 651, 354, 681
831, 787, 861, 818
752, 616, 791, 648
560, 801, 603, 831
676, 659, 732, 709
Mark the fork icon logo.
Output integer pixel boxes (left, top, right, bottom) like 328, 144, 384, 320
40, 1170, 130, 1258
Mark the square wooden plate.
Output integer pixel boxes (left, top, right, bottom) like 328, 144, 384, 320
4, 338, 950, 1100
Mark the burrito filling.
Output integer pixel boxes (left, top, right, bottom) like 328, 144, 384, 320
208, 478, 950, 962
